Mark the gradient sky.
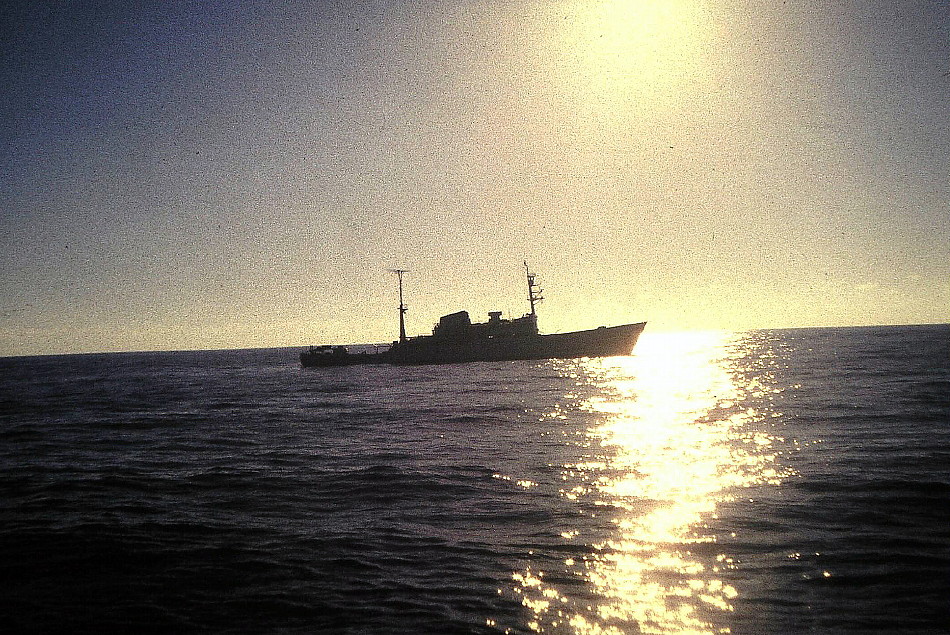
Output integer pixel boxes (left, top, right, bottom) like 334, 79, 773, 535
2, 0, 948, 356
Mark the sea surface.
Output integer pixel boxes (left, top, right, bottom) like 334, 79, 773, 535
1, 325, 948, 634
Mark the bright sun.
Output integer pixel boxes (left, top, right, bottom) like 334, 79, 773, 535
554, 0, 714, 111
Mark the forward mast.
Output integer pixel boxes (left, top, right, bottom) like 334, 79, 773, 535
525, 261, 543, 317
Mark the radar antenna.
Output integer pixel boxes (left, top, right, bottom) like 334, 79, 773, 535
524, 261, 543, 316
389, 269, 409, 343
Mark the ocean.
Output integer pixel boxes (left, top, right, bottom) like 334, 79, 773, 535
1, 325, 948, 633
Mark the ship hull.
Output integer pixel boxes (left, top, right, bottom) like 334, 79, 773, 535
383, 322, 646, 365
299, 347, 386, 367
540, 322, 647, 360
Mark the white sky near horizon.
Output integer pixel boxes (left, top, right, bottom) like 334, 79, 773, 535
1, 0, 948, 356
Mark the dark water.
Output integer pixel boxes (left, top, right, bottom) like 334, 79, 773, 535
1, 325, 948, 633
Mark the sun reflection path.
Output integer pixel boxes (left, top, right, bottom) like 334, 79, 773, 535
511, 331, 789, 634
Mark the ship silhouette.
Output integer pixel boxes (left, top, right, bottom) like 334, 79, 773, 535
301, 263, 645, 367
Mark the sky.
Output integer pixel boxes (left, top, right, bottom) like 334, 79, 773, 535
1, 0, 948, 356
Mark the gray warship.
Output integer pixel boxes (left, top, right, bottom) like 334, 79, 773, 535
300, 264, 645, 367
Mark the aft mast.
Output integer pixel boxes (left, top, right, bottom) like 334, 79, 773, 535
390, 269, 409, 343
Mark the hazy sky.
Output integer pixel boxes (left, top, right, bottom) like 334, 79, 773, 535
2, 0, 948, 356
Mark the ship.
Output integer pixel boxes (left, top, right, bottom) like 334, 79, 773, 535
300, 263, 645, 367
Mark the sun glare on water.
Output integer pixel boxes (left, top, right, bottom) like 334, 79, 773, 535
511, 331, 787, 634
